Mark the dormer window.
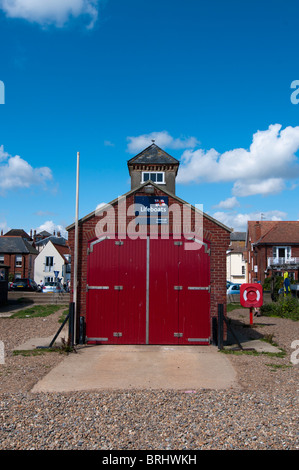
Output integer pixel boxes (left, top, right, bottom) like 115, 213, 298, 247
142, 171, 165, 184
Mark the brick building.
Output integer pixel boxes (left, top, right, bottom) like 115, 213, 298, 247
67, 144, 231, 345
246, 220, 299, 284
0, 236, 38, 280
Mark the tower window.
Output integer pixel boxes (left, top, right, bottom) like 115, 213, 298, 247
142, 172, 165, 184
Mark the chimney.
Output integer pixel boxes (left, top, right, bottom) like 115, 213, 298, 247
30, 229, 32, 237
57, 231, 61, 237
254, 221, 262, 242
1, 230, 3, 236
53, 230, 56, 236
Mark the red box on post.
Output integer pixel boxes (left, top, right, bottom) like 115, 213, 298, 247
240, 283, 263, 308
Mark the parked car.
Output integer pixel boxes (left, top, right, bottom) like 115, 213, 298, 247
227, 283, 241, 296
227, 281, 234, 289
42, 281, 63, 293
12, 278, 38, 291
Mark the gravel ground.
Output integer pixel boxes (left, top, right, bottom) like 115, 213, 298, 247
0, 306, 298, 450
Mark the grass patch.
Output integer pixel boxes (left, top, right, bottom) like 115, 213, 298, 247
10, 304, 66, 319
58, 308, 69, 324
220, 348, 286, 358
265, 363, 293, 371
13, 348, 59, 356
13, 338, 76, 356
227, 303, 245, 312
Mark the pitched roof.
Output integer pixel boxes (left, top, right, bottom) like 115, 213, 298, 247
35, 236, 67, 246
4, 229, 32, 240
66, 180, 232, 233
0, 236, 38, 254
259, 221, 299, 244
230, 231, 246, 241
248, 221, 299, 245
127, 143, 180, 166
53, 243, 71, 261
37, 230, 52, 237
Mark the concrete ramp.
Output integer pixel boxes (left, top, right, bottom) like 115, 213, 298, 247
31, 345, 238, 393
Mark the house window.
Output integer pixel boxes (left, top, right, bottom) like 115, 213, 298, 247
0, 255, 4, 265
45, 256, 54, 272
273, 246, 291, 259
141, 172, 165, 184
242, 266, 245, 275
15, 255, 22, 267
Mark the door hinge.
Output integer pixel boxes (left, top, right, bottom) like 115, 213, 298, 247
174, 332, 183, 337
174, 241, 183, 246
174, 286, 183, 290
115, 241, 124, 245
188, 285, 211, 293
114, 285, 123, 290
113, 332, 122, 337
86, 285, 109, 291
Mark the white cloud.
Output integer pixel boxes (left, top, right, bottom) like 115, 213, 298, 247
0, 145, 9, 162
0, 147, 52, 192
213, 210, 287, 232
177, 124, 299, 196
104, 140, 115, 147
36, 220, 67, 238
214, 196, 240, 209
0, 220, 10, 234
0, 0, 100, 29
232, 178, 286, 197
127, 131, 199, 154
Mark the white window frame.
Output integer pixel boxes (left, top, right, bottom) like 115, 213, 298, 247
0, 255, 4, 265
15, 255, 22, 267
141, 171, 165, 184
45, 256, 54, 272
273, 246, 291, 259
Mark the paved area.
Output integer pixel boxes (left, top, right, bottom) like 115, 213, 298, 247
31, 344, 239, 392
3, 299, 280, 394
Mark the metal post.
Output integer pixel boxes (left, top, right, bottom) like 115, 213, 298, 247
212, 316, 218, 345
249, 307, 253, 325
217, 303, 224, 350
73, 151, 80, 344
68, 302, 75, 346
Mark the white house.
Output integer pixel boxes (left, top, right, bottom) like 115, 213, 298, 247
226, 232, 247, 284
34, 240, 71, 286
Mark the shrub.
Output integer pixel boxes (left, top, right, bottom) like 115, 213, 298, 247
261, 296, 299, 321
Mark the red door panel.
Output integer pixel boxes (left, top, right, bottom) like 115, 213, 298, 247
86, 237, 147, 344
178, 240, 210, 344
148, 238, 179, 344
117, 238, 146, 344
86, 238, 119, 343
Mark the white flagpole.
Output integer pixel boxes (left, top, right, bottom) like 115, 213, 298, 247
73, 151, 80, 344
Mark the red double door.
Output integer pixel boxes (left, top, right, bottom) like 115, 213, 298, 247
86, 236, 210, 345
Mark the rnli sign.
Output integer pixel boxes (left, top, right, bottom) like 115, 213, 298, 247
240, 283, 263, 308
134, 196, 168, 224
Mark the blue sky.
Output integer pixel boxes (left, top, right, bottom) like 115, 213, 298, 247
1, 0, 299, 237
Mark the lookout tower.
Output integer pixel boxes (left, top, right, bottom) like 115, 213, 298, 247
127, 143, 180, 194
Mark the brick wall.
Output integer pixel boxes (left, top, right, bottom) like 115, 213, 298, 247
1, 253, 36, 280
68, 186, 230, 334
